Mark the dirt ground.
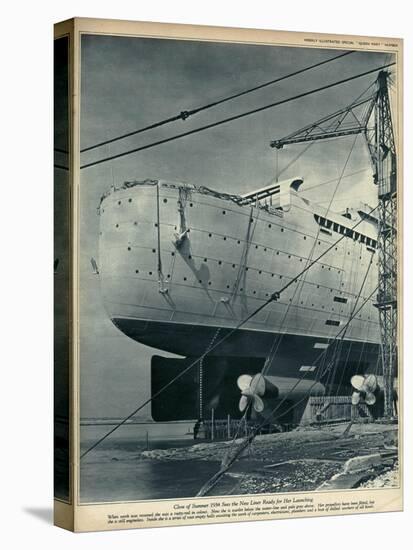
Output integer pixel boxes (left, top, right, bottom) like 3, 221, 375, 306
140, 422, 399, 495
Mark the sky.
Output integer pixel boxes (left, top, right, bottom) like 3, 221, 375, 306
78, 33, 395, 419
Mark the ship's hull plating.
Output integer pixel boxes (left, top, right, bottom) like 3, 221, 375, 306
99, 181, 380, 381
113, 316, 378, 386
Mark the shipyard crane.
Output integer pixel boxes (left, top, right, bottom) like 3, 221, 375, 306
80, 63, 398, 462
270, 70, 397, 418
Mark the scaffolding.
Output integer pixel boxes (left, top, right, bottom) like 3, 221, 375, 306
270, 71, 397, 417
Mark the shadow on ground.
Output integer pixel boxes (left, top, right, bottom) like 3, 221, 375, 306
23, 507, 53, 524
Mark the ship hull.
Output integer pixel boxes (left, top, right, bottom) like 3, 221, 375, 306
113, 316, 379, 380
99, 180, 380, 382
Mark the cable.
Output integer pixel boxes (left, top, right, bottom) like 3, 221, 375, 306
270, 202, 378, 298
80, 203, 378, 459
270, 93, 375, 149
197, 72, 390, 494
262, 81, 379, 368
315, 194, 376, 205
197, 284, 379, 496
80, 51, 354, 153
329, 250, 375, 393
302, 168, 369, 194
263, 133, 359, 376
261, 79, 375, 372
80, 62, 395, 170
263, 290, 379, 430
276, 81, 377, 193
79, 289, 281, 460
280, 286, 379, 410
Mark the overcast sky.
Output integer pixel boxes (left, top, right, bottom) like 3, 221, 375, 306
78, 33, 394, 419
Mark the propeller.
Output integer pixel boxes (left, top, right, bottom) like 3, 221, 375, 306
237, 373, 266, 413
351, 374, 378, 406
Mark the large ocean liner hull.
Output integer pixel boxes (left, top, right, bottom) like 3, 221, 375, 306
98, 177, 380, 396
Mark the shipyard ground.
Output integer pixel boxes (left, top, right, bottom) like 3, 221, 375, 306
140, 422, 399, 495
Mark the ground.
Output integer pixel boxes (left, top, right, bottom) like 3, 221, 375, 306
359, 462, 399, 489
140, 422, 399, 495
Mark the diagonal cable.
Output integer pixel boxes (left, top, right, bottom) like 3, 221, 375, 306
80, 62, 395, 170
80, 51, 354, 153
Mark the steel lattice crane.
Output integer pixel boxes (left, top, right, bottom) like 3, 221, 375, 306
270, 70, 397, 418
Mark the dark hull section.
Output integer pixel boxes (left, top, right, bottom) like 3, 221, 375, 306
151, 355, 320, 425
150, 351, 381, 424
151, 355, 265, 422
114, 316, 380, 423
113, 317, 379, 374
112, 316, 307, 358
